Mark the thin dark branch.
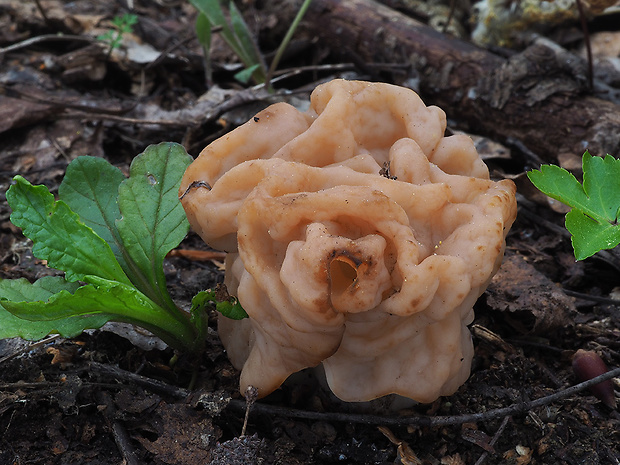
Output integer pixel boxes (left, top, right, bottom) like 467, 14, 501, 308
563, 288, 620, 305
33, 0, 50, 24
87, 361, 620, 428
575, 0, 593, 90
96, 391, 140, 465
88, 362, 188, 399
228, 365, 620, 426
0, 34, 96, 54
473, 415, 511, 465
443, 0, 457, 34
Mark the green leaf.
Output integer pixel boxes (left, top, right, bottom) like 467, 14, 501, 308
0, 277, 108, 339
2, 276, 197, 351
116, 143, 192, 311
188, 291, 211, 348
527, 151, 620, 260
190, 0, 228, 32
581, 151, 620, 221
6, 176, 130, 284
97, 30, 115, 43
566, 210, 620, 260
234, 64, 260, 84
229, 1, 265, 81
189, 0, 265, 83
58, 156, 126, 264
216, 295, 248, 320
195, 12, 212, 49
195, 289, 248, 320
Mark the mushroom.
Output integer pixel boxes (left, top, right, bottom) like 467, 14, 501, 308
179, 79, 517, 403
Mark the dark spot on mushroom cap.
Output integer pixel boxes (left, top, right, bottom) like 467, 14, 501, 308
179, 180, 212, 200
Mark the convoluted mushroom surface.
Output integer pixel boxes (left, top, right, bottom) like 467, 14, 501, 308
179, 80, 517, 403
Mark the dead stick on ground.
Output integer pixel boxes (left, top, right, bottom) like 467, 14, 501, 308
473, 415, 511, 465
242, 385, 259, 436
96, 391, 140, 465
87, 362, 620, 427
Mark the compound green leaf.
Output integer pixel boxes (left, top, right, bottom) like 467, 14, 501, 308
566, 209, 620, 260
581, 151, 620, 222
527, 151, 620, 260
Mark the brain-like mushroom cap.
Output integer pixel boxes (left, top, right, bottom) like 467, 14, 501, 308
180, 80, 517, 403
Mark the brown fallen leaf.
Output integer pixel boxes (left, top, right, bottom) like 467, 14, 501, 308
486, 253, 576, 334
377, 426, 421, 465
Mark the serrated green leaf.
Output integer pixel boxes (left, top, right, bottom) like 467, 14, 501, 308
528, 152, 620, 224
528, 151, 620, 260
58, 156, 126, 263
0, 276, 81, 300
581, 152, 620, 221
116, 143, 192, 311
6, 176, 130, 284
2, 276, 197, 350
0, 277, 108, 339
566, 209, 620, 260
527, 163, 593, 219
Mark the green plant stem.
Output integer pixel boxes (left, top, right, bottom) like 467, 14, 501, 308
265, 0, 312, 90
123, 310, 198, 353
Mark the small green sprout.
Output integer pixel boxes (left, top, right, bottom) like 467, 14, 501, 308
528, 151, 620, 260
0, 143, 247, 354
189, 0, 312, 87
97, 13, 139, 54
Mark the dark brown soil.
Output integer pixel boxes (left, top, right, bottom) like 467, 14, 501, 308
0, 1, 618, 464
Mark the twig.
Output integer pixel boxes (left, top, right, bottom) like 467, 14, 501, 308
270, 63, 356, 84
443, 0, 457, 34
96, 391, 140, 465
87, 362, 188, 399
226, 366, 620, 427
0, 335, 61, 364
269, 62, 408, 85
4, 84, 272, 129
33, 0, 50, 24
0, 34, 96, 55
473, 415, 511, 465
575, 0, 593, 90
562, 288, 620, 305
85, 361, 620, 428
167, 249, 226, 261
242, 386, 258, 436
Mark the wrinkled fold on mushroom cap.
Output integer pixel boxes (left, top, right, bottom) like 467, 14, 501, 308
180, 79, 517, 403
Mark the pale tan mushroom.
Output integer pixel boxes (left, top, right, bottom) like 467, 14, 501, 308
179, 79, 517, 403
